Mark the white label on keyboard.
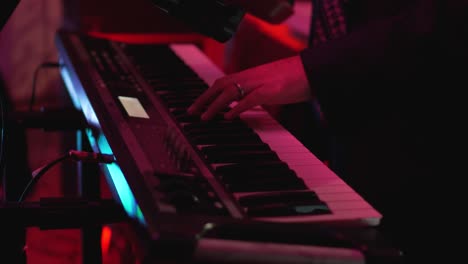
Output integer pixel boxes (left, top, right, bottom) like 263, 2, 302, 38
118, 96, 150, 119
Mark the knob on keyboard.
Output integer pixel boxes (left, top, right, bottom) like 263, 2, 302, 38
156, 172, 228, 215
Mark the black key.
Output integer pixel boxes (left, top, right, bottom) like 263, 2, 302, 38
150, 82, 207, 92
186, 126, 254, 137
219, 168, 297, 183
216, 162, 292, 177
182, 120, 248, 132
164, 100, 194, 109
205, 150, 279, 164
160, 94, 201, 102
171, 112, 227, 123
201, 144, 271, 155
244, 202, 330, 217
226, 177, 307, 192
238, 191, 331, 216
191, 133, 262, 145
239, 191, 320, 206
172, 112, 204, 123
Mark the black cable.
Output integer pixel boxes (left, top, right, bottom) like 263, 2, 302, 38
18, 150, 115, 203
18, 153, 68, 203
0, 97, 8, 201
29, 62, 61, 112
0, 76, 8, 197
0, 82, 5, 182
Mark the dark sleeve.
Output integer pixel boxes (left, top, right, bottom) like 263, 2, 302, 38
300, 0, 468, 131
1, 0, 19, 31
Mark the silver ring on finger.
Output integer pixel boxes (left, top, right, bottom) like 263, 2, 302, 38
234, 82, 245, 100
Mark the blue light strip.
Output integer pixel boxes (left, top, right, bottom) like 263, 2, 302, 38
60, 66, 81, 109
60, 65, 147, 226
96, 133, 147, 226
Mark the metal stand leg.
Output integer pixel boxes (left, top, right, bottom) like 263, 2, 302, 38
77, 129, 103, 264
0, 199, 127, 264
1, 110, 31, 264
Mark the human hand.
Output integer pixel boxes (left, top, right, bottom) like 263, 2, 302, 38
224, 0, 294, 24
187, 55, 312, 121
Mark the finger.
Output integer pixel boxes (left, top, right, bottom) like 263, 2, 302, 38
187, 80, 224, 115
224, 88, 263, 120
187, 89, 220, 115
201, 84, 239, 121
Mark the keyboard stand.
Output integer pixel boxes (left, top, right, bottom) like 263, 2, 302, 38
0, 198, 128, 264
1, 108, 127, 264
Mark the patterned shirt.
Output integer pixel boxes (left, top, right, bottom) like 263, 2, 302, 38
309, 0, 349, 46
